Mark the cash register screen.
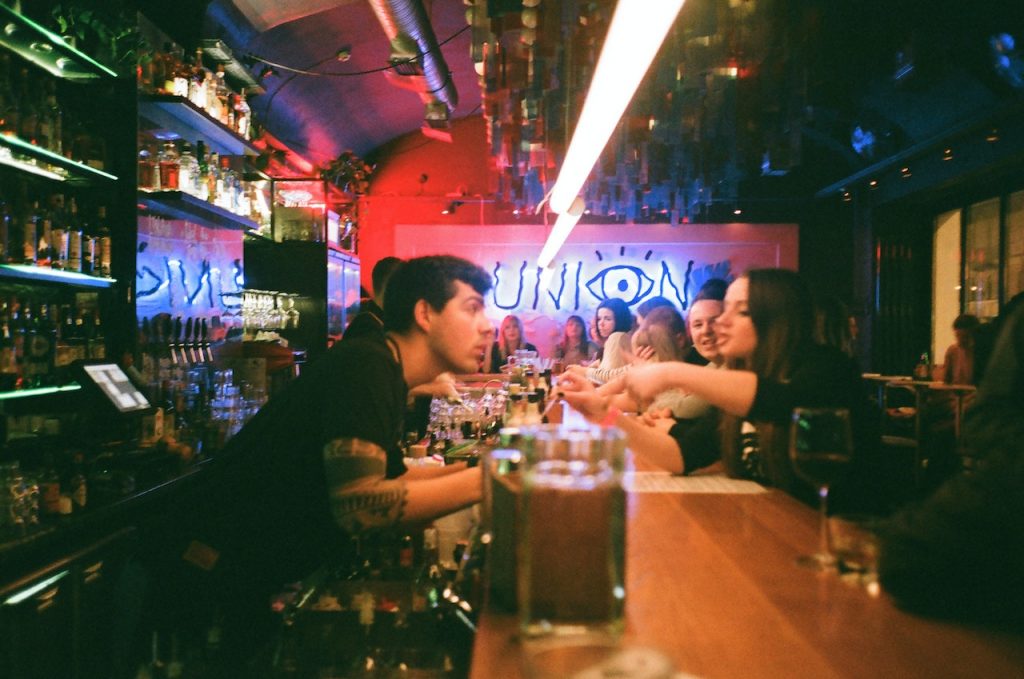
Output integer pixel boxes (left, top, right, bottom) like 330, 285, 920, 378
81, 363, 152, 413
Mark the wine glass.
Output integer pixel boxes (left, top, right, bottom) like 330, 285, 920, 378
789, 407, 854, 570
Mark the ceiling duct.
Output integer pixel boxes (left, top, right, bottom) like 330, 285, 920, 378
367, 0, 459, 135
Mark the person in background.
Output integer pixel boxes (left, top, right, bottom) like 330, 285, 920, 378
814, 294, 858, 359
683, 278, 728, 365
879, 300, 1024, 629
342, 256, 404, 341
554, 314, 598, 368
579, 297, 635, 384
942, 313, 980, 384
154, 255, 495, 670
561, 269, 879, 509
488, 314, 538, 373
635, 295, 676, 324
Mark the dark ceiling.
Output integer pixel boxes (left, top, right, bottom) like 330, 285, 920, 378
148, 0, 1024, 216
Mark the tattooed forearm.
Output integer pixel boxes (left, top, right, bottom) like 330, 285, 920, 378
323, 437, 408, 532
329, 478, 408, 532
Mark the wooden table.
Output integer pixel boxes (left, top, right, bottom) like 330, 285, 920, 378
470, 486, 1024, 678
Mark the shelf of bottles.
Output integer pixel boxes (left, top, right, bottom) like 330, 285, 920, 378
0, 48, 118, 185
136, 190, 259, 232
0, 3, 117, 81
0, 290, 108, 396
138, 94, 258, 158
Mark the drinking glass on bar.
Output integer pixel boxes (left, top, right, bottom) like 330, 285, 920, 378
789, 407, 854, 570
516, 423, 626, 639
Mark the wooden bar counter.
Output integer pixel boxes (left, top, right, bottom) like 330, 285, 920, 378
470, 476, 1024, 678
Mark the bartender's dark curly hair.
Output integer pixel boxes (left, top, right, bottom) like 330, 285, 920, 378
383, 255, 492, 332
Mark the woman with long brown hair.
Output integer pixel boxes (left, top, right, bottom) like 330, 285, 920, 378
561, 269, 877, 502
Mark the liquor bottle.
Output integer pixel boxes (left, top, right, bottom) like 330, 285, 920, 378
38, 453, 62, 516
0, 195, 12, 263
48, 194, 68, 270
16, 67, 36, 142
95, 206, 112, 278
36, 203, 53, 268
0, 54, 17, 136
203, 68, 219, 121
86, 310, 105, 359
54, 304, 75, 380
26, 303, 55, 386
159, 43, 177, 94
234, 91, 251, 139
66, 452, 87, 511
195, 141, 209, 201
177, 142, 199, 197
214, 64, 230, 125
158, 142, 180, 191
0, 301, 18, 390
38, 80, 62, 154
138, 144, 159, 190
188, 48, 207, 110
66, 197, 82, 272
21, 201, 38, 265
172, 46, 190, 98
206, 152, 219, 203
913, 351, 931, 380
10, 298, 25, 385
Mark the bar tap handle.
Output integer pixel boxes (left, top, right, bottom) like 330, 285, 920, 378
201, 318, 213, 363
160, 314, 173, 367
184, 317, 196, 364
172, 316, 183, 365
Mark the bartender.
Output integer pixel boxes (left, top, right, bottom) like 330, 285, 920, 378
161, 255, 494, 669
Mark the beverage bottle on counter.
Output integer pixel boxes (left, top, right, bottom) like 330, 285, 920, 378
913, 351, 931, 380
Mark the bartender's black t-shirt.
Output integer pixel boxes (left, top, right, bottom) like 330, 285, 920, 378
163, 333, 409, 606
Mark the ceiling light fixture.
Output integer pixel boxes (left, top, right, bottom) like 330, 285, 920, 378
538, 0, 686, 265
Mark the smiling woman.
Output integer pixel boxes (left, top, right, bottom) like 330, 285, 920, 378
560, 269, 883, 510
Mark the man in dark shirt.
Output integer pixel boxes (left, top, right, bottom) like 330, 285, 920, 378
159, 255, 495, 669
342, 255, 404, 341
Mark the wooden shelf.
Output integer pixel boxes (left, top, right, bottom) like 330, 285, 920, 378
138, 95, 260, 157
137, 191, 260, 231
0, 264, 117, 289
0, 4, 117, 81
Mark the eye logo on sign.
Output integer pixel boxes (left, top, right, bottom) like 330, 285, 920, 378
585, 264, 655, 305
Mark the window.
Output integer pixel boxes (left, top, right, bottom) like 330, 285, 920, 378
964, 198, 1000, 320
1005, 190, 1024, 302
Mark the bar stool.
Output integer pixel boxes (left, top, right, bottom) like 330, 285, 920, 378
879, 380, 927, 490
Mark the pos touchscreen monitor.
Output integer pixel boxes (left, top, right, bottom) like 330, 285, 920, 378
78, 362, 153, 414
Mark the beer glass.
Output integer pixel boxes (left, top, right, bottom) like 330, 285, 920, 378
515, 424, 626, 639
